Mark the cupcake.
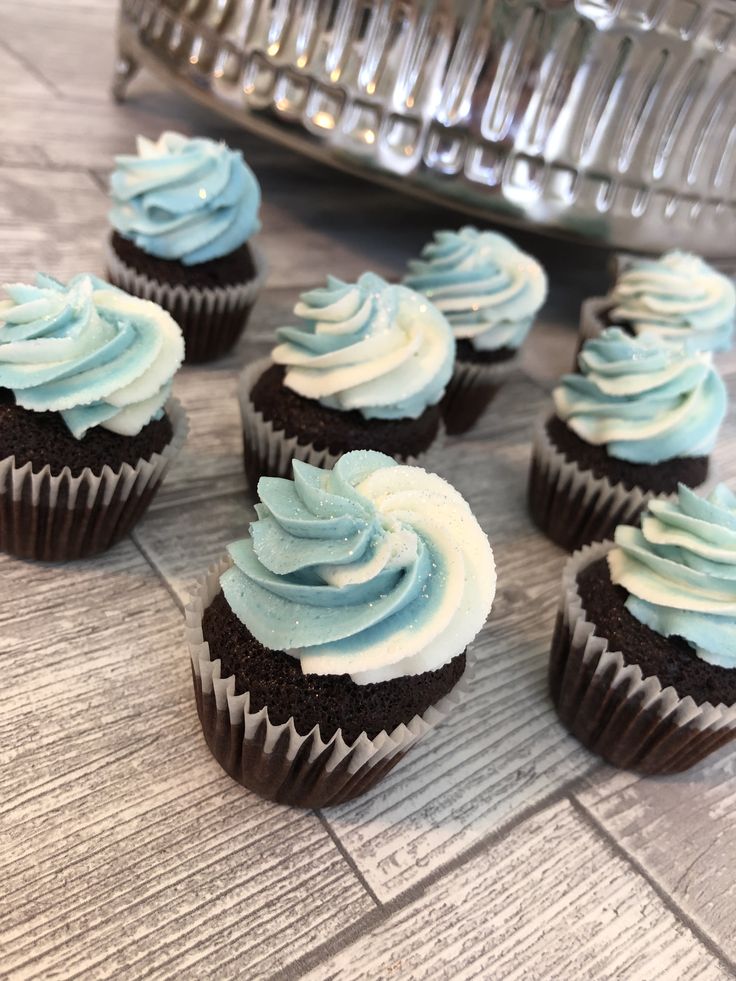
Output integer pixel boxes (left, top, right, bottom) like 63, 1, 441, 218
404, 227, 547, 434
528, 327, 726, 552
0, 273, 187, 560
238, 272, 455, 489
106, 131, 266, 364
579, 250, 735, 356
550, 483, 736, 774
185, 449, 496, 807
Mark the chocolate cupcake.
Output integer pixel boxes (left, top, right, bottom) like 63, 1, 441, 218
529, 327, 726, 552
238, 272, 455, 488
106, 132, 266, 364
550, 483, 736, 774
0, 273, 187, 560
404, 227, 547, 434
186, 450, 496, 807
579, 251, 735, 357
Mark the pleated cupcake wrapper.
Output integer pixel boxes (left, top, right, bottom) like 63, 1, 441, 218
550, 540, 736, 773
527, 414, 661, 553
441, 354, 518, 436
185, 555, 471, 807
238, 357, 421, 490
105, 238, 268, 364
0, 397, 188, 561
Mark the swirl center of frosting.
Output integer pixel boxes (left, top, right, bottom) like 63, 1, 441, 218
404, 227, 547, 351
220, 450, 496, 684
109, 131, 261, 265
0, 273, 184, 438
610, 251, 735, 353
271, 272, 455, 420
553, 327, 726, 464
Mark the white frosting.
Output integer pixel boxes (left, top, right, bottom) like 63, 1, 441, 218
299, 465, 496, 683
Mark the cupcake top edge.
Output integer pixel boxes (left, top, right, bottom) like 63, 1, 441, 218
403, 225, 548, 352
609, 250, 735, 353
219, 449, 496, 685
271, 271, 456, 421
609, 482, 736, 669
0, 273, 184, 439
553, 327, 727, 465
109, 131, 261, 266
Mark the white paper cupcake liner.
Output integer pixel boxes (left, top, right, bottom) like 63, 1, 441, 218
105, 237, 268, 364
442, 353, 518, 436
550, 540, 736, 773
238, 357, 423, 491
527, 414, 665, 552
0, 398, 188, 561
185, 555, 471, 807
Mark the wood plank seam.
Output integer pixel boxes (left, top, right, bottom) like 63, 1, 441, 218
130, 528, 188, 612
569, 796, 736, 976
315, 811, 382, 910
287, 765, 604, 979
0, 36, 59, 97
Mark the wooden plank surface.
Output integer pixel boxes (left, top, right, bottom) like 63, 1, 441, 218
2, 0, 736, 976
302, 801, 730, 981
0, 542, 374, 980
577, 755, 736, 965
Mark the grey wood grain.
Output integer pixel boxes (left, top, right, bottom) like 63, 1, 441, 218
1, 0, 119, 101
322, 532, 594, 901
576, 754, 736, 965
0, 165, 106, 283
304, 800, 729, 981
0, 541, 372, 979
3, 0, 736, 974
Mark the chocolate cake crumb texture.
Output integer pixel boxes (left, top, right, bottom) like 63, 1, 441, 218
577, 556, 736, 707
202, 590, 466, 744
546, 414, 708, 495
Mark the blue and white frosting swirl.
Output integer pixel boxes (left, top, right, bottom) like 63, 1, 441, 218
553, 328, 727, 465
272, 272, 455, 420
610, 251, 735, 353
609, 484, 736, 669
0, 273, 184, 438
220, 451, 496, 684
109, 131, 261, 265
403, 227, 547, 351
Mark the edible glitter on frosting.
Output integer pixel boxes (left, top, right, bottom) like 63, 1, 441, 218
404, 226, 547, 352
109, 131, 261, 265
220, 450, 496, 684
609, 483, 736, 669
553, 327, 727, 465
271, 272, 455, 420
0, 272, 184, 438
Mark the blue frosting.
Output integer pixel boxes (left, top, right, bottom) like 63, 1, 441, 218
609, 484, 736, 670
553, 328, 727, 464
404, 227, 547, 351
0, 273, 184, 438
109, 132, 261, 265
219, 450, 496, 683
610, 251, 735, 354
272, 272, 455, 420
